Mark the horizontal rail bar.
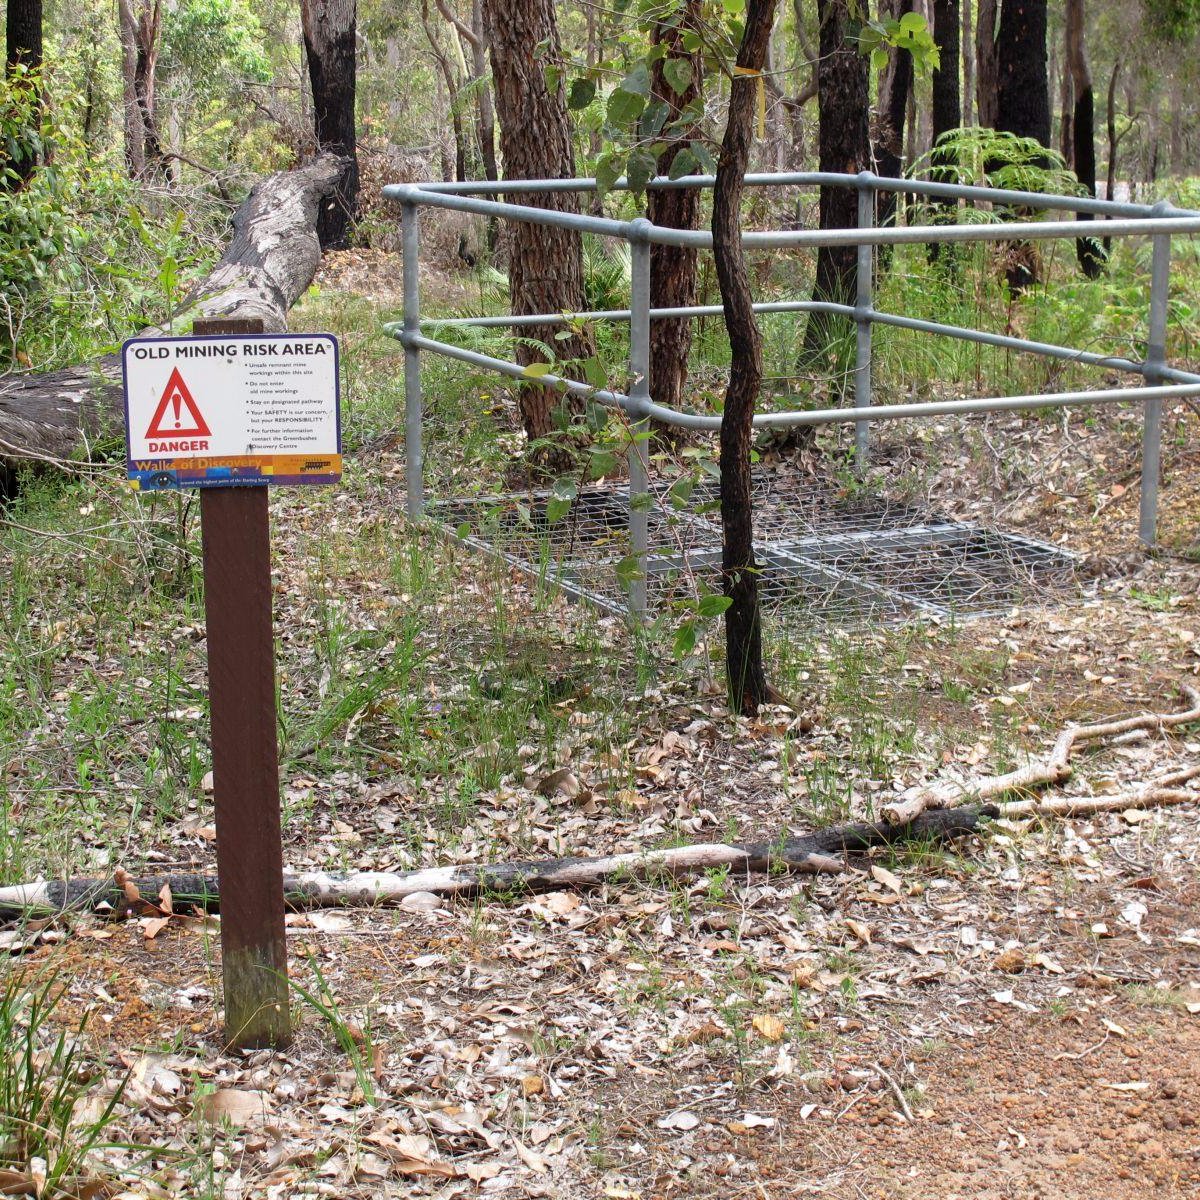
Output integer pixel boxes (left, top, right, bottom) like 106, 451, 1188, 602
396, 171, 1199, 220
638, 381, 1200, 431
391, 326, 1200, 432
405, 307, 1200, 386
385, 185, 1200, 249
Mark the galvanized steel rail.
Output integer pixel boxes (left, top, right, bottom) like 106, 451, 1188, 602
383, 171, 1200, 615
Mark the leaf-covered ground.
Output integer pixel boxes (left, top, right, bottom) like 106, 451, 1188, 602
1, 261, 1198, 1197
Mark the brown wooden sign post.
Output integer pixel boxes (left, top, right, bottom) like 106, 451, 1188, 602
122, 316, 341, 1050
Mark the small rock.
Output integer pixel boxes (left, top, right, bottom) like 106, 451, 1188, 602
401, 891, 443, 911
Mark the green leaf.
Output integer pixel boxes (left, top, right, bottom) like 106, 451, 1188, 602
681, 30, 702, 52
621, 61, 651, 98
629, 490, 655, 512
615, 554, 644, 588
667, 147, 699, 180
582, 356, 608, 390
607, 88, 646, 127
546, 496, 572, 523
662, 57, 693, 97
521, 361, 555, 379
568, 78, 597, 110
899, 10, 927, 32
543, 64, 562, 93
697, 593, 732, 618
673, 621, 698, 657
626, 149, 657, 194
455, 522, 472, 539
594, 151, 625, 197
690, 141, 717, 174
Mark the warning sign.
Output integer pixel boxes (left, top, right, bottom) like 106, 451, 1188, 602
122, 334, 340, 490
145, 367, 212, 445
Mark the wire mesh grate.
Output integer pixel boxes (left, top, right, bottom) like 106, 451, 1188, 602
431, 476, 1078, 620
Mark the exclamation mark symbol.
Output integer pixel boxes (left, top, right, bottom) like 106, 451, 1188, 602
172, 390, 182, 428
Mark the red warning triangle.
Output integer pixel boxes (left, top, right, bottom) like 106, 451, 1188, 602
145, 367, 211, 439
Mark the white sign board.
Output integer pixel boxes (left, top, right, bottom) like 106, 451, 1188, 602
122, 333, 341, 489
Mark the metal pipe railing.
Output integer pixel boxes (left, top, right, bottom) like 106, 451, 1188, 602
390, 170, 1198, 600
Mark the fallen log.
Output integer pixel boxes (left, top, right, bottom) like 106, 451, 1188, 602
998, 763, 1200, 818
881, 683, 1200, 825
0, 153, 348, 472
0, 806, 994, 918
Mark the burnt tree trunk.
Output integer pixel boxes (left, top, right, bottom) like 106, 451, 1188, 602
995, 0, 1050, 291
929, 0, 961, 257
714, 0, 777, 717
872, 0, 915, 245
802, 0, 870, 369
647, 0, 703, 435
976, 0, 999, 129
1104, 58, 1120, 253
482, 0, 591, 454
961, 0, 974, 127
301, 0, 360, 250
0, 155, 347, 485
4, 0, 43, 188
1065, 0, 1105, 277
995, 0, 1050, 148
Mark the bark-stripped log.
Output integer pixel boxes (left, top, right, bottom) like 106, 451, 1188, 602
881, 685, 1200, 825
0, 807, 994, 918
0, 153, 347, 474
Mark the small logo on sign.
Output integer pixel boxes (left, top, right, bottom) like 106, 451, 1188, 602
145, 367, 212, 440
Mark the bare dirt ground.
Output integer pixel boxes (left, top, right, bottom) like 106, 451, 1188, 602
3, 270, 1198, 1196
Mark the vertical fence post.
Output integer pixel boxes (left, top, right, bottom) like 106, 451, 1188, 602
401, 201, 424, 518
854, 172, 875, 472
194, 316, 291, 1051
626, 220, 653, 619
1140, 215, 1171, 547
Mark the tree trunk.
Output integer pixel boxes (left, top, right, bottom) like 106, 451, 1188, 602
1065, 0, 1104, 277
961, 0, 974, 128
301, 0, 360, 250
714, 0, 777, 717
117, 0, 145, 177
4, 0, 43, 188
872, 0, 915, 242
482, 0, 590, 453
1055, 33, 1072, 165
995, 0, 1050, 291
0, 155, 347, 485
1104, 58, 1120, 250
802, 0, 870, 368
976, 0, 999, 129
995, 0, 1050, 148
469, 0, 498, 190
647, 0, 703, 434
421, 1, 468, 182
930, 0, 961, 245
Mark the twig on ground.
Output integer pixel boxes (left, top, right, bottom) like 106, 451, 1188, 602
872, 1062, 914, 1122
882, 684, 1200, 825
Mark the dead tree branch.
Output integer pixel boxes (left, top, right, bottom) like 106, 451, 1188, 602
881, 684, 1200, 825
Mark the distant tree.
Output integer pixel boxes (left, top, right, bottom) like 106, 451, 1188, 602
994, 0, 1049, 290
118, 0, 169, 180
1065, 0, 1105, 277
647, 0, 704, 430
975, 0, 998, 128
4, 0, 43, 187
929, 0, 960, 247
872, 0, 915, 239
995, 0, 1050, 150
301, 0, 360, 250
482, 0, 591, 454
802, 0, 870, 368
